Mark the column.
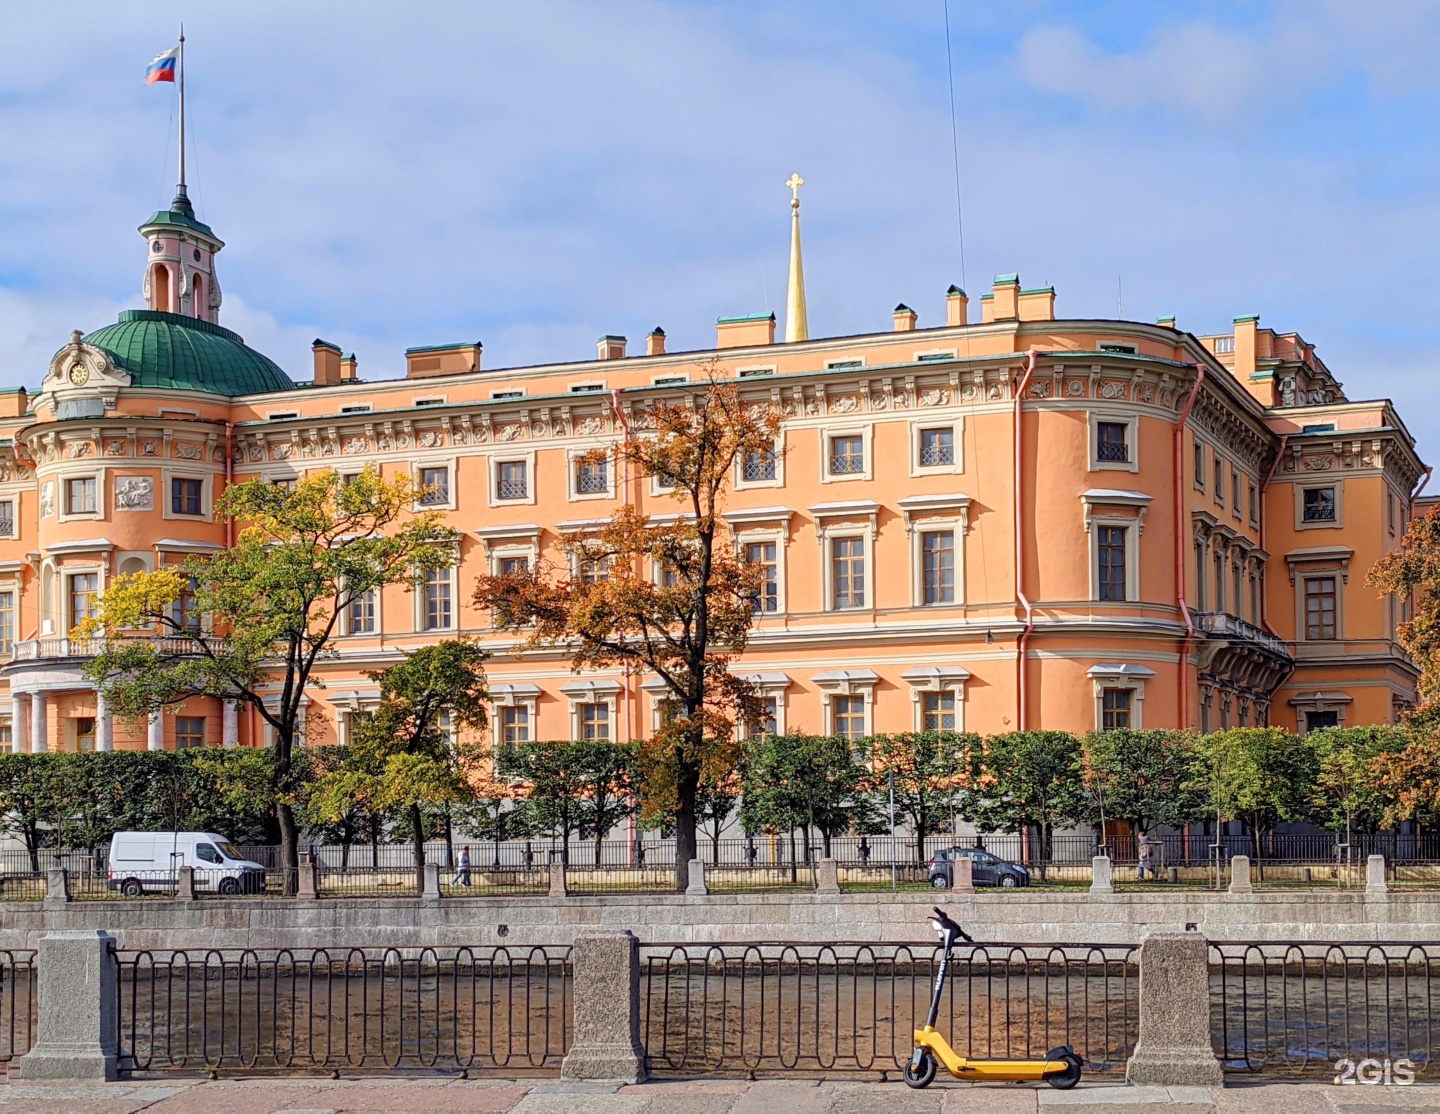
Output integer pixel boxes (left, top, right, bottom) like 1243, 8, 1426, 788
222, 700, 238, 748
95, 690, 113, 752
31, 692, 47, 754
147, 711, 164, 751
10, 692, 27, 755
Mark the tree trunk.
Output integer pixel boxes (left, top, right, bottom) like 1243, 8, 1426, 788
409, 802, 426, 892
277, 802, 300, 896
674, 760, 700, 892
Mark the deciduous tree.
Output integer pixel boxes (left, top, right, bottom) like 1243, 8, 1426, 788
1081, 729, 1205, 848
1197, 727, 1316, 862
740, 733, 865, 858
499, 739, 637, 864
960, 730, 1085, 866
859, 732, 974, 863
79, 465, 456, 888
474, 373, 779, 888
1370, 509, 1440, 718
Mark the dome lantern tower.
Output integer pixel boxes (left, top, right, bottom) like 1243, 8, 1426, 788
139, 187, 224, 324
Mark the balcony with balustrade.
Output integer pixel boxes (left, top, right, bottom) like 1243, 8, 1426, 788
1192, 610, 1294, 694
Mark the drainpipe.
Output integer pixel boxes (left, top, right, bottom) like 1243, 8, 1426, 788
1258, 434, 1288, 636
224, 422, 234, 549
1174, 367, 1206, 730
1411, 466, 1434, 512
1013, 351, 1037, 730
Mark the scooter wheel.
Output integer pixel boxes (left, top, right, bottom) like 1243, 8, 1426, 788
903, 1049, 937, 1089
1045, 1051, 1084, 1089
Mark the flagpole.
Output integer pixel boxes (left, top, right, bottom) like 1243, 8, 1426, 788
177, 25, 186, 191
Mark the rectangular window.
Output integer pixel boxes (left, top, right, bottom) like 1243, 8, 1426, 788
171, 477, 202, 515
743, 445, 777, 481
575, 458, 609, 494
0, 590, 13, 652
1097, 527, 1126, 602
580, 702, 610, 740
1214, 551, 1225, 613
745, 541, 778, 613
1099, 342, 1137, 355
1195, 442, 1206, 489
499, 555, 529, 577
339, 404, 372, 414
69, 572, 98, 628
1194, 542, 1206, 610
831, 537, 866, 609
1303, 487, 1336, 523
756, 697, 778, 736
922, 691, 955, 732
1102, 689, 1131, 730
0, 500, 15, 537
919, 427, 955, 467
1389, 492, 1397, 535
66, 477, 97, 515
1232, 472, 1242, 514
833, 695, 865, 741
829, 435, 864, 476
738, 367, 774, 378
348, 588, 376, 634
1214, 458, 1225, 503
175, 716, 206, 750
415, 398, 445, 408
1249, 483, 1259, 525
76, 716, 95, 753
1305, 576, 1337, 640
921, 530, 955, 605
1305, 710, 1340, 732
497, 460, 528, 500
501, 705, 530, 747
423, 567, 452, 630
170, 574, 200, 631
492, 389, 524, 400
419, 467, 449, 506
1096, 421, 1129, 463
570, 384, 605, 394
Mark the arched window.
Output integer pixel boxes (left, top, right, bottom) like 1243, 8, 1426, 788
191, 273, 204, 318
151, 264, 171, 313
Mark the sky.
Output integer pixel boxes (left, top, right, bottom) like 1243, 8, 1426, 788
1, 1, 1439, 456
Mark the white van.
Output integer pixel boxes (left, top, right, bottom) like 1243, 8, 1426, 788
108, 832, 267, 896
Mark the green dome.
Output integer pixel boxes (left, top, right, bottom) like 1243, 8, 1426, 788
84, 310, 295, 397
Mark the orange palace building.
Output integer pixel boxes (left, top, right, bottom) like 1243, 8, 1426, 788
0, 184, 1426, 754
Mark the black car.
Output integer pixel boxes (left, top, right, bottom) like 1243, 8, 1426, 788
929, 847, 1030, 888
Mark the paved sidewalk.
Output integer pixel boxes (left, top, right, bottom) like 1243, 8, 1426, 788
2, 1078, 1440, 1114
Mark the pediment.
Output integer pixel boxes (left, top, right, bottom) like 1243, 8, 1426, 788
40, 330, 132, 408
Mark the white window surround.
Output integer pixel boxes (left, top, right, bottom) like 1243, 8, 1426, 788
567, 447, 615, 501
736, 364, 777, 378
1088, 411, 1139, 473
651, 373, 689, 386
899, 494, 971, 608
411, 456, 458, 512
913, 348, 957, 362
491, 388, 526, 399
736, 672, 791, 737
341, 581, 382, 636
413, 563, 457, 633
1294, 479, 1344, 530
569, 381, 607, 394
639, 676, 676, 731
161, 468, 214, 521
909, 417, 964, 477
735, 528, 788, 615
332, 688, 383, 746
55, 468, 107, 523
811, 501, 879, 613
821, 423, 874, 484
900, 665, 970, 732
1288, 689, 1352, 730
1086, 663, 1155, 730
413, 395, 448, 407
825, 357, 866, 369
559, 679, 623, 739
489, 682, 542, 742
735, 429, 786, 490
1081, 490, 1151, 603
814, 669, 878, 737
487, 451, 537, 507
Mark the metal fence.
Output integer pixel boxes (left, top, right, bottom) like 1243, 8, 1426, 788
1211, 942, 1440, 1079
114, 946, 571, 1074
640, 942, 1137, 1076
0, 951, 34, 1065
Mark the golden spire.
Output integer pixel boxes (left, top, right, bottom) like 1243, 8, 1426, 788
784, 172, 808, 343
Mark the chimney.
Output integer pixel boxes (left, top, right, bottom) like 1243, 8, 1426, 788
340, 353, 358, 381
892, 304, 917, 332
312, 339, 342, 386
646, 327, 666, 356
1156, 316, 1177, 330
0, 388, 27, 419
1016, 285, 1055, 322
945, 285, 968, 327
716, 313, 776, 349
986, 274, 1020, 322
597, 335, 627, 361
1232, 315, 1259, 377
405, 342, 482, 378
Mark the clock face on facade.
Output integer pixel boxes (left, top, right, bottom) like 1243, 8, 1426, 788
67, 363, 90, 387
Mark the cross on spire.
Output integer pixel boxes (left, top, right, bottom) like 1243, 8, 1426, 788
786, 172, 804, 203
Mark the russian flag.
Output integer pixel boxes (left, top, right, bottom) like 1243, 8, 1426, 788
146, 47, 178, 84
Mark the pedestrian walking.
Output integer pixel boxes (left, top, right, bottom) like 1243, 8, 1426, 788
453, 845, 472, 888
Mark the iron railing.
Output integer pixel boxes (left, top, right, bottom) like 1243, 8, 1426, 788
1211, 942, 1440, 1079
0, 951, 34, 1065
115, 946, 571, 1074
640, 942, 1137, 1076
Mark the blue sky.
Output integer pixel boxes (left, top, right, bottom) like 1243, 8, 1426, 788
2, 1, 1439, 456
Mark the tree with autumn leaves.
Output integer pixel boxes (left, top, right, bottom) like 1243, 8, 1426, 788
474, 374, 780, 889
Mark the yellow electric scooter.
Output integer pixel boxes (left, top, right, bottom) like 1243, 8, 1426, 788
903, 907, 1084, 1090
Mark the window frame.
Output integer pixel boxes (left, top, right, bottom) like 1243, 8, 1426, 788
1302, 575, 1339, 641
1081, 491, 1149, 604
735, 429, 786, 490
568, 448, 614, 501
1296, 482, 1342, 529
58, 471, 103, 522
414, 461, 456, 511
1088, 664, 1152, 730
417, 564, 456, 632
821, 424, 873, 484
910, 417, 964, 477
813, 505, 878, 615
742, 536, 782, 615
1088, 412, 1137, 473
175, 715, 207, 750
829, 534, 868, 611
488, 451, 536, 507
344, 584, 380, 636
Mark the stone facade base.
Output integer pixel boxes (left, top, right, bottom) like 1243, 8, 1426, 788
1126, 1048, 1224, 1087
